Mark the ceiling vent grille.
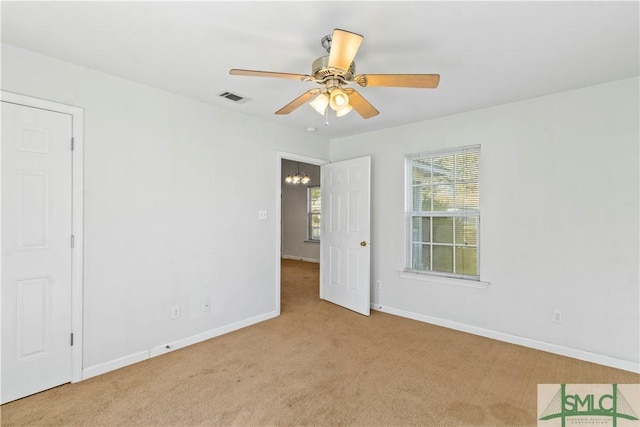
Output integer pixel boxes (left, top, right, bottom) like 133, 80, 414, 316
219, 91, 251, 104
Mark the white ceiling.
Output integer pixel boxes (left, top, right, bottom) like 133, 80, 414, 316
2, 1, 638, 139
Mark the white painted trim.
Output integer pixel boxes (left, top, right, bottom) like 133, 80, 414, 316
82, 351, 150, 380
278, 152, 329, 166
371, 304, 639, 373
83, 310, 278, 380
276, 152, 329, 315
398, 271, 490, 290
1, 91, 85, 383
281, 255, 320, 264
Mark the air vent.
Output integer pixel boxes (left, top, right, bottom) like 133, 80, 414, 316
219, 91, 251, 104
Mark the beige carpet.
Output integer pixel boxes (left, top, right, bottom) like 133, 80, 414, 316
2, 259, 638, 426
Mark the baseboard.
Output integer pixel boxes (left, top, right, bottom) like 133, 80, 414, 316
82, 310, 279, 380
149, 310, 278, 357
82, 350, 150, 380
281, 255, 320, 263
371, 303, 639, 374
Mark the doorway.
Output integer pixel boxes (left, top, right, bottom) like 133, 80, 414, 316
276, 152, 327, 315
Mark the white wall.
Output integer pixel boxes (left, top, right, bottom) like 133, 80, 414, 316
3, 42, 638, 374
330, 77, 640, 368
1, 44, 330, 372
281, 159, 320, 262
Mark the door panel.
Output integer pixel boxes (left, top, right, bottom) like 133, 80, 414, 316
19, 172, 49, 248
320, 156, 371, 316
2, 101, 73, 403
16, 276, 50, 360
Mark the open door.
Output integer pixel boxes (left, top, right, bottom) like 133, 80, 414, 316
320, 156, 371, 316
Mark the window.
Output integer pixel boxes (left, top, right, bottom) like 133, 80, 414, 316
406, 145, 480, 279
307, 186, 321, 241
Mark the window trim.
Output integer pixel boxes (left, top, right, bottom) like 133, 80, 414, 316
398, 269, 489, 290
307, 185, 321, 242
404, 145, 481, 281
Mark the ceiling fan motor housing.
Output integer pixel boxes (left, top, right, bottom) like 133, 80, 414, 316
312, 55, 356, 82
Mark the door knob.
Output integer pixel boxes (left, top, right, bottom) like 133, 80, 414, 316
360, 241, 368, 247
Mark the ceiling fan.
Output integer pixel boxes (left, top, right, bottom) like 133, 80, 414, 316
229, 28, 440, 119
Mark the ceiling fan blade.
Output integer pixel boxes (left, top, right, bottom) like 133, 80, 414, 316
356, 74, 440, 88
327, 29, 363, 72
230, 69, 310, 81
275, 89, 321, 115
344, 89, 379, 119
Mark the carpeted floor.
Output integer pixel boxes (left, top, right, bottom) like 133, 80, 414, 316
1, 259, 638, 426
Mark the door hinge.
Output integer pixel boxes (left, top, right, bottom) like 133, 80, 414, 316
71, 137, 75, 151
70, 333, 74, 346
71, 235, 75, 248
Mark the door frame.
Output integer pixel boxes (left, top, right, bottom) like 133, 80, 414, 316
1, 90, 84, 383
275, 151, 328, 315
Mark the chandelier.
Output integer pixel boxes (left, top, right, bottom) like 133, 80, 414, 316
285, 162, 311, 185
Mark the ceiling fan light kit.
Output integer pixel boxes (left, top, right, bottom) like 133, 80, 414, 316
309, 93, 329, 115
329, 87, 349, 109
229, 28, 440, 120
335, 103, 353, 118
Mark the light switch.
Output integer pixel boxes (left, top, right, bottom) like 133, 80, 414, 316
258, 210, 268, 220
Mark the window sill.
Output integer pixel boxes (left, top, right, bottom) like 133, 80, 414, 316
398, 270, 490, 290
304, 240, 320, 244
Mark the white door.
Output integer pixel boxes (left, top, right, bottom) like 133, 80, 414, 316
320, 156, 371, 316
1, 101, 74, 403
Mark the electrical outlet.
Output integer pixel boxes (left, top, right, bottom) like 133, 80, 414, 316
203, 298, 211, 312
552, 309, 563, 324
171, 305, 181, 319
376, 280, 382, 289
